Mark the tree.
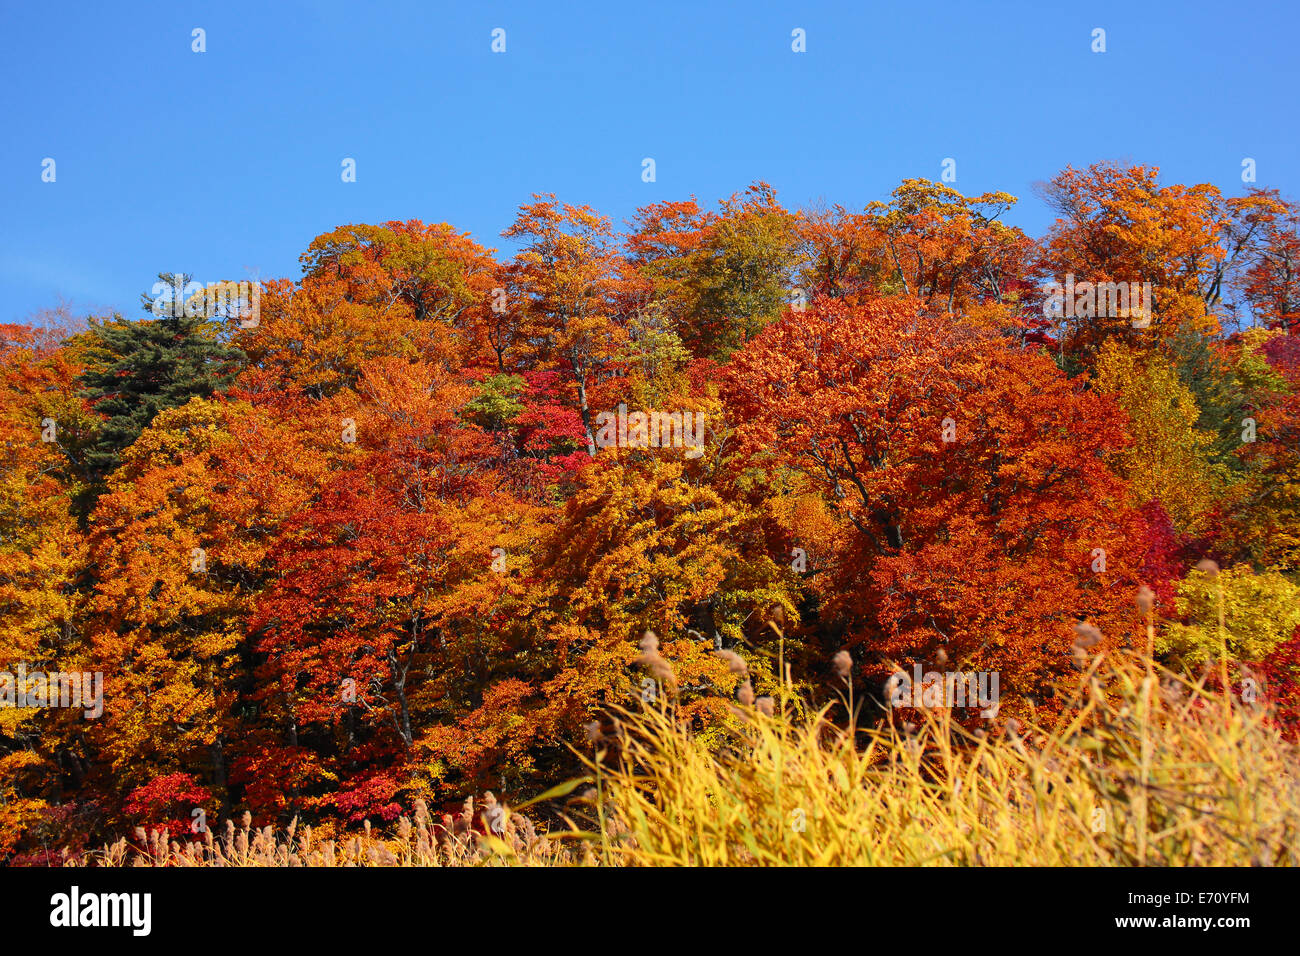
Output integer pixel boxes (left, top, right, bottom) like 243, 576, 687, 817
84, 396, 328, 816
1166, 325, 1250, 472
250, 357, 542, 813
627, 184, 803, 362
1034, 163, 1282, 361
418, 451, 794, 791
0, 322, 93, 857
503, 196, 630, 456
725, 296, 1144, 716
1223, 189, 1299, 332
1158, 565, 1300, 670
77, 278, 243, 494
1227, 330, 1300, 568
863, 179, 1029, 315
300, 221, 496, 327
1092, 339, 1227, 536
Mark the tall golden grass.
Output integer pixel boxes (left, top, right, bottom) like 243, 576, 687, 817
564, 648, 1300, 866
78, 648, 1299, 867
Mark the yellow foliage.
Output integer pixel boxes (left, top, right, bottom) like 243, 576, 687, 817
1094, 340, 1227, 535
1158, 565, 1300, 668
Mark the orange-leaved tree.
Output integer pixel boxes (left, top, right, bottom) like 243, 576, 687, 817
725, 296, 1145, 720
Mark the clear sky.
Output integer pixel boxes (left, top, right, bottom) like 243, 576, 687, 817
2, 0, 1296, 324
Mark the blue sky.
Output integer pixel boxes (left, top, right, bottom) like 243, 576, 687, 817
2, 0, 1296, 324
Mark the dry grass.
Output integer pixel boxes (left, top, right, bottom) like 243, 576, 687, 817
563, 649, 1300, 866
78, 649, 1299, 867
74, 795, 583, 867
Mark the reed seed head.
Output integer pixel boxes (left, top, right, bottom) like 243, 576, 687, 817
1072, 621, 1102, 650
737, 679, 755, 706
713, 649, 748, 677
832, 649, 852, 680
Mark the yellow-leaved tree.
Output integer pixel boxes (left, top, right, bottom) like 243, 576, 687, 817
1094, 340, 1227, 536
1158, 565, 1300, 668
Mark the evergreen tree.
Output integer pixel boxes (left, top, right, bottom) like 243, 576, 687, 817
77, 274, 244, 496
1168, 324, 1247, 473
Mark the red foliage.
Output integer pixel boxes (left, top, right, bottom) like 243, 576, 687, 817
1136, 501, 1186, 608
1261, 626, 1300, 740
725, 296, 1144, 716
123, 773, 213, 838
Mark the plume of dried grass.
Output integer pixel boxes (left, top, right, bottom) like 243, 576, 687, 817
80, 797, 571, 868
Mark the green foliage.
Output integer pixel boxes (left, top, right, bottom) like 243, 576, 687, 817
1168, 324, 1249, 471
76, 279, 243, 494
693, 255, 797, 357
461, 373, 526, 431
686, 184, 802, 361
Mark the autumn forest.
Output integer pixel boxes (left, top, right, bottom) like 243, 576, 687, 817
4, 164, 1300, 866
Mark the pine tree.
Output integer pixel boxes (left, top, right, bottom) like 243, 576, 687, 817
1168, 324, 1247, 472
77, 274, 244, 496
